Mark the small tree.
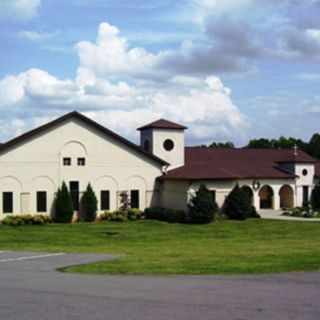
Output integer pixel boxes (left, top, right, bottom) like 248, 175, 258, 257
80, 183, 98, 222
188, 183, 218, 224
222, 184, 259, 220
54, 181, 74, 223
311, 181, 320, 211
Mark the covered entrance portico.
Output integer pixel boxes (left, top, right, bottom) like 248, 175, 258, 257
241, 181, 296, 211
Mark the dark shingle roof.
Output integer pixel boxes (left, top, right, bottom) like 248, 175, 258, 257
137, 119, 187, 131
315, 163, 320, 178
162, 147, 318, 180
0, 111, 168, 166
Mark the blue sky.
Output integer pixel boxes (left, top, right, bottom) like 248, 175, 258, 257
0, 0, 320, 146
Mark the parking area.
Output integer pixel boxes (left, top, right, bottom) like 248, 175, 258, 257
0, 251, 319, 320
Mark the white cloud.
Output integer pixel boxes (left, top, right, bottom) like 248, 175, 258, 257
76, 21, 258, 79
0, 22, 249, 144
306, 29, 320, 41
0, 75, 25, 106
18, 30, 58, 42
0, 0, 42, 21
76, 22, 165, 80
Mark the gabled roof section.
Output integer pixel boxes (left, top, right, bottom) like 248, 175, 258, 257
161, 147, 319, 180
137, 119, 187, 131
0, 111, 168, 166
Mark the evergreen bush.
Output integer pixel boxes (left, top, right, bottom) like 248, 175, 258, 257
53, 181, 74, 223
187, 183, 218, 224
144, 207, 186, 223
311, 181, 320, 211
80, 183, 98, 222
222, 184, 259, 220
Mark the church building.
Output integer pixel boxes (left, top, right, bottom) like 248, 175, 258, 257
0, 111, 318, 220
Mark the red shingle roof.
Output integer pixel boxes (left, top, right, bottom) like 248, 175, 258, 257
162, 147, 318, 180
137, 119, 187, 131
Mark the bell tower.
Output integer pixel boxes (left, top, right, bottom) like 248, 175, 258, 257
137, 119, 187, 169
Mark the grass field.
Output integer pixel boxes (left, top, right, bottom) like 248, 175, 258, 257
0, 219, 319, 275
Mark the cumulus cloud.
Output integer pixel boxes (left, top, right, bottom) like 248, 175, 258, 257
0, 0, 42, 21
0, 22, 248, 144
76, 23, 165, 80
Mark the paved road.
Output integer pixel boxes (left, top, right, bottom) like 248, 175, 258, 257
0, 251, 319, 320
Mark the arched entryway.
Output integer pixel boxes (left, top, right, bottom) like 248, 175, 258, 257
279, 185, 294, 209
240, 185, 253, 205
259, 185, 274, 209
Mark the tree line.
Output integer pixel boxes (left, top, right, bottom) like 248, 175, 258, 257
199, 133, 320, 159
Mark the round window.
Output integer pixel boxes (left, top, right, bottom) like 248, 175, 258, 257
302, 169, 308, 176
163, 139, 174, 151
144, 139, 150, 152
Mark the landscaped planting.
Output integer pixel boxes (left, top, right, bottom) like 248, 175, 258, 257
282, 207, 320, 218
2, 214, 52, 226
0, 219, 319, 275
100, 209, 143, 222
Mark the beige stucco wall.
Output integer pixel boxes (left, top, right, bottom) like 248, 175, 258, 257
141, 128, 185, 169
294, 164, 315, 206
0, 118, 164, 219
189, 180, 234, 208
160, 180, 189, 211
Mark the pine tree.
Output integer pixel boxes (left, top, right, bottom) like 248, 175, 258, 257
311, 182, 320, 211
80, 183, 98, 222
188, 183, 218, 224
222, 184, 259, 220
53, 181, 74, 223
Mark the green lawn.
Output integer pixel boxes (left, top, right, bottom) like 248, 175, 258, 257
0, 219, 319, 275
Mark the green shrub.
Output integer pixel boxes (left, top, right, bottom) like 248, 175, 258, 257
188, 183, 218, 224
282, 207, 320, 218
144, 207, 160, 220
108, 210, 128, 222
2, 214, 52, 226
100, 211, 112, 221
311, 182, 320, 211
53, 181, 74, 223
144, 207, 186, 223
80, 183, 98, 222
127, 208, 143, 221
100, 209, 143, 222
222, 184, 259, 220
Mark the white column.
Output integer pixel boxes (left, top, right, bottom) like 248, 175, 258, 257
273, 185, 281, 210
253, 191, 260, 210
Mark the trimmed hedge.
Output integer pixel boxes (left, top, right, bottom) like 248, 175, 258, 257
144, 207, 186, 223
2, 214, 52, 226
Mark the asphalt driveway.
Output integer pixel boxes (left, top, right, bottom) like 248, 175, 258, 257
0, 251, 319, 320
